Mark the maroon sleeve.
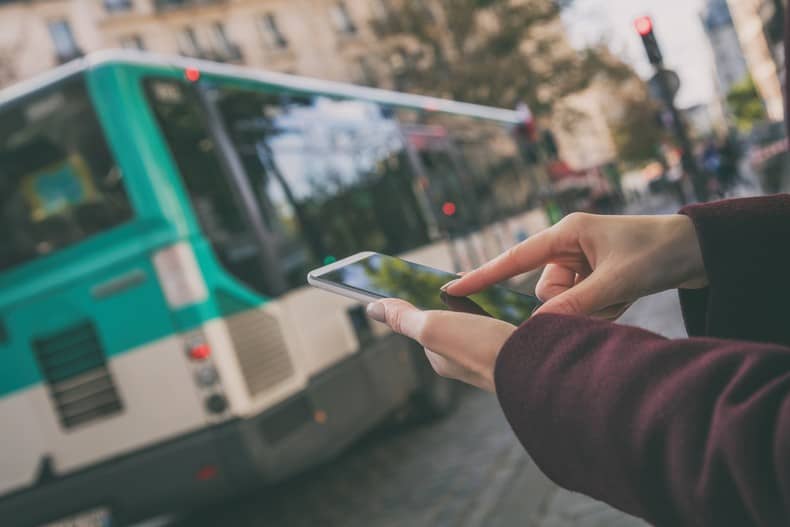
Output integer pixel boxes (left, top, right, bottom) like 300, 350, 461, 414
677, 195, 790, 346
495, 314, 790, 526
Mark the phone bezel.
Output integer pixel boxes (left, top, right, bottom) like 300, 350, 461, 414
307, 251, 384, 304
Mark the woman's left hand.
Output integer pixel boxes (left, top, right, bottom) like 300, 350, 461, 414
366, 299, 516, 392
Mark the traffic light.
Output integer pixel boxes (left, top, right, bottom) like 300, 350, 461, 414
441, 201, 457, 217
634, 16, 663, 65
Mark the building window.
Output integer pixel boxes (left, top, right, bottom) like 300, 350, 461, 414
104, 0, 133, 13
212, 22, 242, 61
259, 13, 288, 49
119, 34, 145, 50
177, 27, 204, 57
48, 20, 82, 63
329, 2, 357, 34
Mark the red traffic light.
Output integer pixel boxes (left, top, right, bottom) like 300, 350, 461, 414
442, 201, 457, 216
634, 16, 653, 37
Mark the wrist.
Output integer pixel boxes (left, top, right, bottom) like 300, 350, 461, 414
671, 214, 708, 289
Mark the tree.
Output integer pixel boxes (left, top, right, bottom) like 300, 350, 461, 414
726, 76, 767, 130
370, 0, 632, 116
609, 96, 663, 164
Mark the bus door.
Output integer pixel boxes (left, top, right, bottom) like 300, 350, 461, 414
400, 125, 486, 270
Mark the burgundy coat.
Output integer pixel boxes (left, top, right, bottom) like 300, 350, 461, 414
493, 17, 790, 525
496, 197, 790, 526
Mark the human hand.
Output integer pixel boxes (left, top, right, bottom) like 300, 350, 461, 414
366, 299, 515, 392
445, 213, 707, 319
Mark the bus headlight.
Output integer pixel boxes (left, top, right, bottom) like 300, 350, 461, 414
152, 242, 208, 308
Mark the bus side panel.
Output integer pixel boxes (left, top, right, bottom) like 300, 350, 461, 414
201, 302, 311, 418
46, 336, 207, 473
0, 388, 49, 495
0, 334, 207, 496
275, 288, 365, 378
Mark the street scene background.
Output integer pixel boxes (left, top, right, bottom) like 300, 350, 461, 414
0, 0, 787, 525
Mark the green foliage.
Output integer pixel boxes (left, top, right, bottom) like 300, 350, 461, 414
726, 76, 767, 131
371, 0, 632, 114
611, 95, 664, 164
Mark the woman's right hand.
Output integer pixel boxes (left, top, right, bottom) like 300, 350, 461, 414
445, 212, 708, 319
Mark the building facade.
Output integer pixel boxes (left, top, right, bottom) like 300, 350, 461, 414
726, 0, 785, 120
0, 0, 388, 86
701, 0, 749, 97
0, 0, 621, 169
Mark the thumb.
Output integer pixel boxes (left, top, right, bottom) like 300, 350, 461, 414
534, 273, 610, 317
366, 299, 426, 340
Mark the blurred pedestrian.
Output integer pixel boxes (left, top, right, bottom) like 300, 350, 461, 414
717, 130, 742, 190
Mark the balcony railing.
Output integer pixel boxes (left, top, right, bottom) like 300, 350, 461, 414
210, 43, 244, 63
181, 44, 244, 64
104, 0, 133, 13
155, 0, 224, 12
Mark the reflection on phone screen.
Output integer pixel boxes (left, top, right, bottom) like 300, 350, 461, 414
318, 254, 540, 325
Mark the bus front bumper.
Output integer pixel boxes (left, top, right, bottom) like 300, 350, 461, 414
1, 334, 420, 527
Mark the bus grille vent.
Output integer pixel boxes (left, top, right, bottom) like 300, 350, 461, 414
32, 322, 123, 430
226, 309, 294, 397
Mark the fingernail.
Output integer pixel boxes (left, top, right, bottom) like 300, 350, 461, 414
366, 302, 386, 322
440, 279, 460, 292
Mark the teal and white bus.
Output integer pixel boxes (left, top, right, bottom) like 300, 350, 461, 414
0, 50, 549, 526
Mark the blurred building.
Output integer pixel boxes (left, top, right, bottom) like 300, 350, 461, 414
726, 0, 785, 120
549, 85, 618, 169
701, 0, 749, 97
0, 0, 619, 170
682, 103, 718, 138
0, 0, 385, 85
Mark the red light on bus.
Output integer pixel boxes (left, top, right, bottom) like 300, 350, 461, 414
442, 201, 457, 216
634, 16, 653, 37
184, 67, 201, 83
188, 343, 211, 360
195, 465, 218, 481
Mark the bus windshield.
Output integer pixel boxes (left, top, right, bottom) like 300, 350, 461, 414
0, 78, 132, 274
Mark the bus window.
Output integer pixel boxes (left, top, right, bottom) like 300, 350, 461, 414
400, 111, 535, 223
0, 79, 132, 273
217, 89, 431, 291
144, 79, 272, 294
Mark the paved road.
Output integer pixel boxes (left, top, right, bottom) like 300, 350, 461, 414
168, 289, 685, 527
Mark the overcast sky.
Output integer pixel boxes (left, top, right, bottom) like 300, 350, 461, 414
561, 0, 716, 108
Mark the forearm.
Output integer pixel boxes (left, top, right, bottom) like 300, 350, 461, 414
496, 314, 790, 526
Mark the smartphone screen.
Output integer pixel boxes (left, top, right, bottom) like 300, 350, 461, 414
314, 253, 540, 325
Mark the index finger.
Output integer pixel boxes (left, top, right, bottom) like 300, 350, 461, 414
445, 228, 556, 296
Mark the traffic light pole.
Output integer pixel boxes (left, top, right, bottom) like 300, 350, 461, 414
654, 65, 709, 203
635, 16, 708, 202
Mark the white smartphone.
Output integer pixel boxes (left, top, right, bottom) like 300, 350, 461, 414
307, 252, 541, 325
